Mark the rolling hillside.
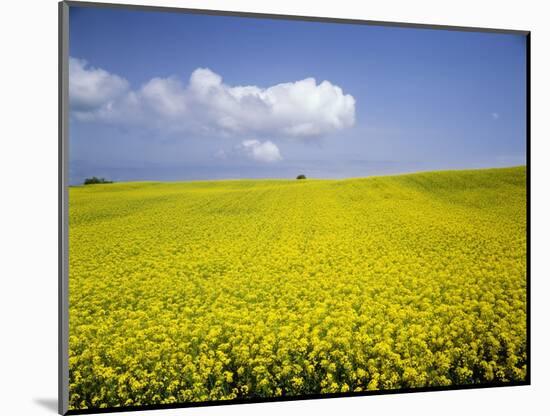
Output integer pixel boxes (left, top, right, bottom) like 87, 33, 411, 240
68, 166, 527, 409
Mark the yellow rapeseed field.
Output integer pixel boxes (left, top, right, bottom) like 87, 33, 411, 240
68, 166, 527, 410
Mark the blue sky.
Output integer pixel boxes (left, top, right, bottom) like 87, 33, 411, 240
68, 6, 527, 183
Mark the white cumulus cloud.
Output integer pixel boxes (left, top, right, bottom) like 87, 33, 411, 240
240, 140, 282, 163
69, 57, 129, 113
69, 57, 356, 140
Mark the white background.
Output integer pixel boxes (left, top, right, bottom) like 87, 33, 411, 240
1, 0, 548, 415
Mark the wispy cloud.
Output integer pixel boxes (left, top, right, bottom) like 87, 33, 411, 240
491, 112, 500, 120
69, 57, 356, 140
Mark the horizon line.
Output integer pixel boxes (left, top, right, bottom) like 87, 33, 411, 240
69, 164, 526, 186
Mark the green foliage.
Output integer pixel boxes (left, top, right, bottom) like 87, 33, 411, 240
68, 166, 527, 410
296, 174, 307, 180
84, 176, 114, 185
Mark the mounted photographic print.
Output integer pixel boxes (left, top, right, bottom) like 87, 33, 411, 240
59, 1, 530, 414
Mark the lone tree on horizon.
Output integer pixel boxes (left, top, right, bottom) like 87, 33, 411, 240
83, 176, 114, 185
296, 174, 307, 180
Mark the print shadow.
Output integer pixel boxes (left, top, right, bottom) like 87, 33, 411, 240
34, 398, 58, 413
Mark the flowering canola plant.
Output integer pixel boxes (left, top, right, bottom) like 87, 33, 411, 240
68, 166, 527, 410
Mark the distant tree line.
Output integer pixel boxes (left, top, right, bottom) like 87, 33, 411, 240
83, 177, 114, 185
296, 174, 307, 180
